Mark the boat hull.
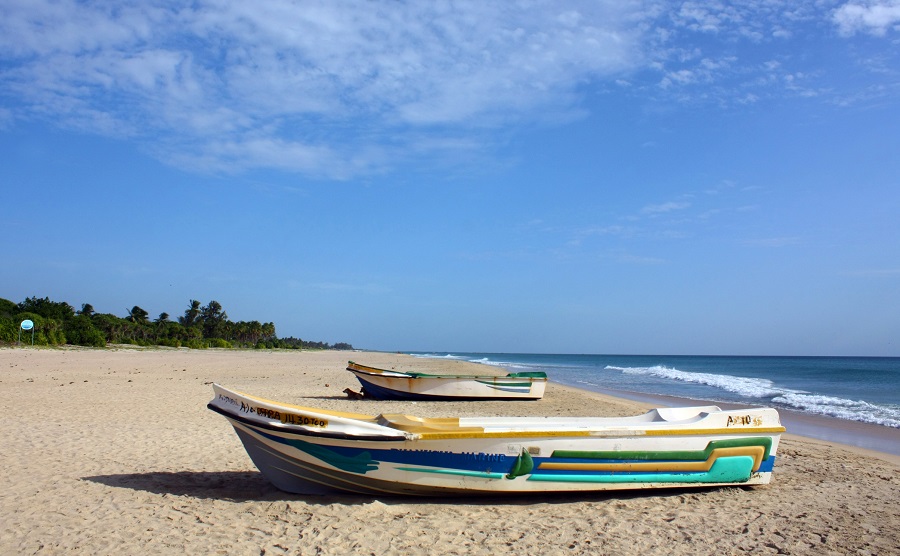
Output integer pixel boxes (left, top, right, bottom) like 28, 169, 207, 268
209, 385, 784, 496
347, 361, 548, 400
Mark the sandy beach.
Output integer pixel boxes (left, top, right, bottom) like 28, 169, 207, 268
1, 347, 897, 555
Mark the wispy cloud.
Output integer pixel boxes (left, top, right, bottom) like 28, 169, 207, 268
1, 0, 897, 177
1, 1, 648, 176
641, 201, 692, 215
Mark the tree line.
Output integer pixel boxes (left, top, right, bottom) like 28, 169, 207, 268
0, 296, 354, 351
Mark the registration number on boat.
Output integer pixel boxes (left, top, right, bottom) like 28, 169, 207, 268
255, 407, 328, 427
726, 414, 763, 427
280, 412, 328, 427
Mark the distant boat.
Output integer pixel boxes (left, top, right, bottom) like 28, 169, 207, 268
208, 384, 785, 496
346, 361, 548, 400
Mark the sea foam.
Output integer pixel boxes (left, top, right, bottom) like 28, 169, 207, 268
605, 364, 800, 399
607, 365, 900, 428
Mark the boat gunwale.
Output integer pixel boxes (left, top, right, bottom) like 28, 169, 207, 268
207, 403, 408, 442
209, 405, 785, 442
211, 385, 784, 441
347, 361, 548, 381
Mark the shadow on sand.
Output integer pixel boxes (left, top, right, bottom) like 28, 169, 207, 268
82, 470, 722, 506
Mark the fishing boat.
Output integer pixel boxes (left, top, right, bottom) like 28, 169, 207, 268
346, 361, 548, 400
208, 384, 784, 496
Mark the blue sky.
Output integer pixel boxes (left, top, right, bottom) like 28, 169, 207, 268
2, 1, 899, 355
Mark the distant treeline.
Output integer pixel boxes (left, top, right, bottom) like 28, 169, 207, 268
0, 296, 354, 351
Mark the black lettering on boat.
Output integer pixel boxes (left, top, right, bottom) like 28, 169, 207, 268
726, 415, 760, 427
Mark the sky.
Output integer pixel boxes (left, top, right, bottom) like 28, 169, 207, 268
1, 0, 899, 356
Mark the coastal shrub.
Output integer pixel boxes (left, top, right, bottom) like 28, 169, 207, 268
11, 313, 65, 346
0, 297, 16, 317
1, 296, 354, 351
65, 315, 106, 348
0, 318, 16, 343
16, 297, 75, 321
185, 339, 207, 350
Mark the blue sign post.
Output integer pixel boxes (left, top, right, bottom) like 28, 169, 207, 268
20, 319, 34, 346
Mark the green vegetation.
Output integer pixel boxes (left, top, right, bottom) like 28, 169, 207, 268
0, 296, 354, 351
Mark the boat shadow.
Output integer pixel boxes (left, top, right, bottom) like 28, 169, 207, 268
82, 470, 739, 505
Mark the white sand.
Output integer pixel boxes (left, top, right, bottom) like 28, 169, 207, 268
1, 347, 897, 555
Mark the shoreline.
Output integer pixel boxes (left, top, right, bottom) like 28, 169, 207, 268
2, 346, 897, 554
411, 350, 899, 462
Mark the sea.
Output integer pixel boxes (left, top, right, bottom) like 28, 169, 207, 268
408, 352, 900, 455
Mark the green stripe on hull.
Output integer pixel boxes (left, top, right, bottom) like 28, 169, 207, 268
528, 456, 755, 484
551, 437, 773, 462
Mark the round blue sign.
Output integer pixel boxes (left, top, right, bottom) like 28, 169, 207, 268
21, 319, 34, 331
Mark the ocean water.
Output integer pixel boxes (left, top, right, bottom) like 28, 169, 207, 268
408, 353, 900, 451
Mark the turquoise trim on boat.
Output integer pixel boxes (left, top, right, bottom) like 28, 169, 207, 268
394, 467, 506, 479
259, 429, 379, 474
527, 456, 755, 484
552, 437, 774, 462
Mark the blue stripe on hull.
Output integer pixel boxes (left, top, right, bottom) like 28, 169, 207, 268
234, 427, 494, 496
252, 425, 515, 473
355, 377, 538, 400
237, 422, 766, 493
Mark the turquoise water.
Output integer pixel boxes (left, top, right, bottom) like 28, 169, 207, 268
409, 353, 900, 429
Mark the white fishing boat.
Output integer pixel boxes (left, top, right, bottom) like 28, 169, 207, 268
346, 361, 548, 400
208, 384, 784, 496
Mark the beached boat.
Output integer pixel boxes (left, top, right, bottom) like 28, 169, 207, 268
346, 361, 548, 400
208, 384, 784, 496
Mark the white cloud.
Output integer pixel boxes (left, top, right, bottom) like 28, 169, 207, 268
834, 1, 900, 36
0, 0, 653, 176
0, 0, 898, 177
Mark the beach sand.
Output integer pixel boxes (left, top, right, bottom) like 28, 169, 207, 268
1, 347, 897, 555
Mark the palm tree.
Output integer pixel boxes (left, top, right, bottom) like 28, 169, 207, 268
200, 300, 228, 338
126, 306, 149, 324
179, 300, 201, 327
262, 322, 276, 341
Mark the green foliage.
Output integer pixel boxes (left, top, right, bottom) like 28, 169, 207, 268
0, 295, 353, 350
126, 306, 150, 324
200, 300, 228, 339
65, 315, 106, 347
17, 297, 75, 321
0, 298, 17, 318
179, 300, 201, 328
0, 317, 16, 343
